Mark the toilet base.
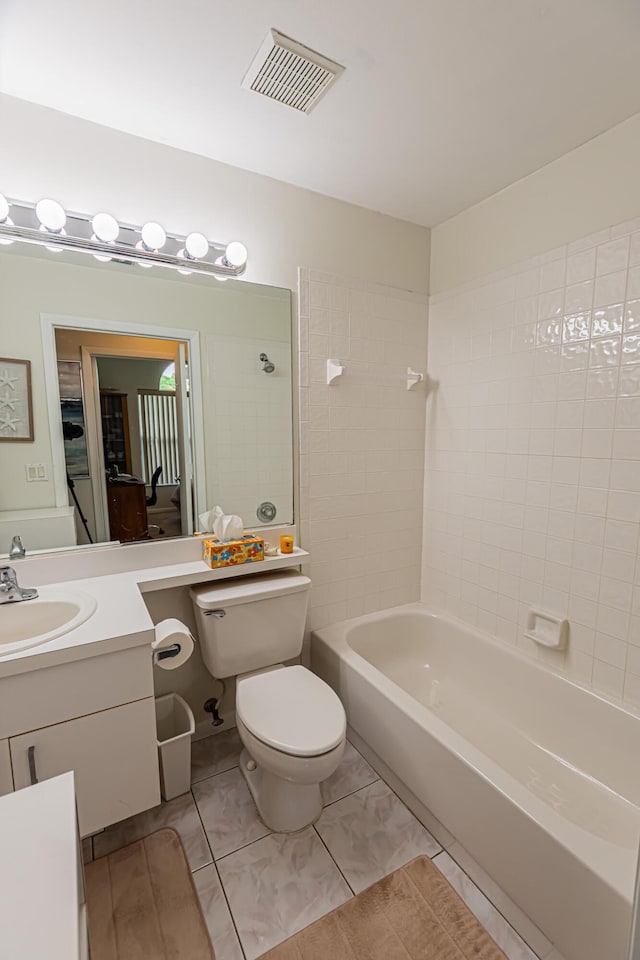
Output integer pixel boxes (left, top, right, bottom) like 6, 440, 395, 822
240, 749, 323, 833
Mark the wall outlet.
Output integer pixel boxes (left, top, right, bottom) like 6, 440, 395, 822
25, 463, 49, 482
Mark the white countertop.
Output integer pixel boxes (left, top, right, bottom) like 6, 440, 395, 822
0, 547, 309, 678
0, 772, 82, 960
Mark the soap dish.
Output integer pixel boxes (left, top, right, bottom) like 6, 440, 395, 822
525, 608, 569, 650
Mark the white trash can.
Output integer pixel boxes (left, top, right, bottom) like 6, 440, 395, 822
155, 693, 195, 801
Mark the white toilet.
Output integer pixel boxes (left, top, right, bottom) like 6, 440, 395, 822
190, 570, 346, 833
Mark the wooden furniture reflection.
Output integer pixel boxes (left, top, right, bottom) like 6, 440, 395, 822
106, 481, 149, 542
100, 391, 132, 474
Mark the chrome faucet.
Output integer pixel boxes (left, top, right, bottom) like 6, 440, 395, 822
0, 566, 38, 604
9, 535, 26, 559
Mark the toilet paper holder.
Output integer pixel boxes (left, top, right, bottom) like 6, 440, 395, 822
152, 643, 182, 665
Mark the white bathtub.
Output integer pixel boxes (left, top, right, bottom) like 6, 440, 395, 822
311, 604, 640, 960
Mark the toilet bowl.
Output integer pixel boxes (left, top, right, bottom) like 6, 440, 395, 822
190, 570, 347, 832
236, 665, 346, 831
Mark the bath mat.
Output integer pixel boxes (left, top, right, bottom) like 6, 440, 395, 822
260, 855, 508, 959
85, 827, 215, 960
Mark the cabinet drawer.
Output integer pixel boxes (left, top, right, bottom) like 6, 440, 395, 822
10, 698, 160, 836
0, 643, 153, 739
0, 739, 12, 796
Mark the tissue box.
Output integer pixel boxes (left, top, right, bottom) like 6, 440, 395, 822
203, 534, 265, 568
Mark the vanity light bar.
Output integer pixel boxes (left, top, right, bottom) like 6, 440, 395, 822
0, 196, 248, 279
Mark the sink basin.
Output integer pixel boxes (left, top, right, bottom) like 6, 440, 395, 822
0, 586, 97, 655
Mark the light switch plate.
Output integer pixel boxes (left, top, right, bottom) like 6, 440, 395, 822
25, 463, 48, 482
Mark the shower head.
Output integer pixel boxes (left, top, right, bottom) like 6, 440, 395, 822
259, 352, 275, 374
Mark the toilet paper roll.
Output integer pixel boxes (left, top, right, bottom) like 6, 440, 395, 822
152, 618, 194, 670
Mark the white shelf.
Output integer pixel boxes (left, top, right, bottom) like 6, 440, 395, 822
137, 547, 310, 593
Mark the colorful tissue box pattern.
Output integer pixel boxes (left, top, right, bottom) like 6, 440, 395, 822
203, 534, 265, 568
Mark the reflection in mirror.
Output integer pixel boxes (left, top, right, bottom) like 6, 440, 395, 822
54, 331, 192, 545
0, 244, 294, 555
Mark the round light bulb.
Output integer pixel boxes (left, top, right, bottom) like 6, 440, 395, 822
36, 198, 66, 233
91, 212, 119, 243
140, 221, 166, 251
0, 194, 13, 245
224, 240, 247, 268
184, 231, 208, 260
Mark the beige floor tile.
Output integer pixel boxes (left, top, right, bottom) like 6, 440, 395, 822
321, 739, 378, 805
217, 827, 352, 960
192, 863, 244, 960
193, 767, 269, 859
192, 728, 243, 783
315, 779, 441, 893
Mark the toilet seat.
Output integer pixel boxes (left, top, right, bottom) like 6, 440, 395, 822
236, 665, 346, 758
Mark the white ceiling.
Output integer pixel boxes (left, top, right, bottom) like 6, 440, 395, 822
1, 0, 640, 227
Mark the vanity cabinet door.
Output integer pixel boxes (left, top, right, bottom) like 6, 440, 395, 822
0, 739, 13, 796
10, 698, 160, 837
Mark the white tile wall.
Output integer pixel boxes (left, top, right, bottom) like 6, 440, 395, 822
423, 218, 640, 706
298, 268, 428, 630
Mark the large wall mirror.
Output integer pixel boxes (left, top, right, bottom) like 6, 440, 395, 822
0, 244, 294, 555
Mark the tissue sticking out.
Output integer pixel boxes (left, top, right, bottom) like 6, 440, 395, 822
198, 505, 245, 540
260, 352, 275, 373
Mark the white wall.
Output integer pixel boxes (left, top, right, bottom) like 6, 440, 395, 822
423, 218, 640, 706
430, 111, 640, 295
298, 269, 428, 628
0, 94, 430, 295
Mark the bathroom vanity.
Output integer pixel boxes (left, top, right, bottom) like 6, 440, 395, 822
0, 584, 160, 836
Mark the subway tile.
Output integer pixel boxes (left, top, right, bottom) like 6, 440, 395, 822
592, 303, 622, 338
627, 265, 640, 300
566, 248, 596, 284
596, 237, 629, 276
564, 279, 594, 314
594, 270, 627, 307
618, 364, 640, 397
589, 336, 620, 368
539, 259, 566, 292
622, 334, 640, 364
592, 659, 624, 699
625, 299, 640, 332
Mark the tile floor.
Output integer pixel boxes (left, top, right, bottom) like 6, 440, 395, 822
88, 728, 551, 960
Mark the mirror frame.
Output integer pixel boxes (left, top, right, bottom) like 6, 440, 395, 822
40, 312, 207, 539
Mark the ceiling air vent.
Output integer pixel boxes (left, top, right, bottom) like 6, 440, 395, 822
242, 29, 344, 114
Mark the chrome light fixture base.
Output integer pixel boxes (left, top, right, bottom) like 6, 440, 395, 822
0, 197, 247, 279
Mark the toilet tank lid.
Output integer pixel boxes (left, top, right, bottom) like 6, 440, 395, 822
190, 570, 311, 609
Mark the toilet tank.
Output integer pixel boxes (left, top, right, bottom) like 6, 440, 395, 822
190, 570, 311, 677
